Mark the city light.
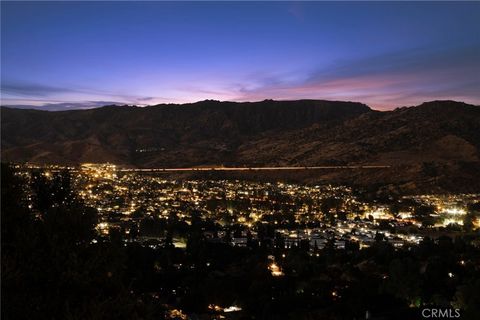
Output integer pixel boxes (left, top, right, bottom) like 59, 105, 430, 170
269, 263, 284, 277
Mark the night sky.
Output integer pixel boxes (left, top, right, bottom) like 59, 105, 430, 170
1, 1, 479, 110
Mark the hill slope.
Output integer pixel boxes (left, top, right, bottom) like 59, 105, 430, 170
2, 99, 479, 193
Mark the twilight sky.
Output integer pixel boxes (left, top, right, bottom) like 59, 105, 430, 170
1, 1, 479, 110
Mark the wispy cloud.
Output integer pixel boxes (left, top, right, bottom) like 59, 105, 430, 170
0, 80, 172, 109
2, 101, 126, 111
232, 45, 480, 109
1, 82, 74, 97
2, 45, 479, 111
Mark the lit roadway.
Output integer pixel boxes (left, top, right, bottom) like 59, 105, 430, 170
118, 165, 391, 172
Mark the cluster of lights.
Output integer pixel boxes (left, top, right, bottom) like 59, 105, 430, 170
14, 163, 480, 252
268, 262, 284, 277
208, 304, 243, 313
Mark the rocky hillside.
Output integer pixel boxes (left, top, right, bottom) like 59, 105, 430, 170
2, 99, 479, 193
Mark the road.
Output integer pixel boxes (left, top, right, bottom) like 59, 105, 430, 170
119, 165, 391, 172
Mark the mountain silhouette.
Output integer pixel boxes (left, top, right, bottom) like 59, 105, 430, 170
2, 99, 479, 193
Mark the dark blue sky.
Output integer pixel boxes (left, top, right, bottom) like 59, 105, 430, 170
1, 1, 479, 110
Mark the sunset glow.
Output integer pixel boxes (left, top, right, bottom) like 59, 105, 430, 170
1, 2, 479, 110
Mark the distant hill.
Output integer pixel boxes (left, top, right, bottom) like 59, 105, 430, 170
2, 99, 479, 193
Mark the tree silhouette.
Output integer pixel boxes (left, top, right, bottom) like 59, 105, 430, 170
1, 165, 162, 320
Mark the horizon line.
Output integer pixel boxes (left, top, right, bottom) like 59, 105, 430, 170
1, 98, 478, 112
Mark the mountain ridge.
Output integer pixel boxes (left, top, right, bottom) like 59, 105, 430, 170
2, 99, 479, 193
